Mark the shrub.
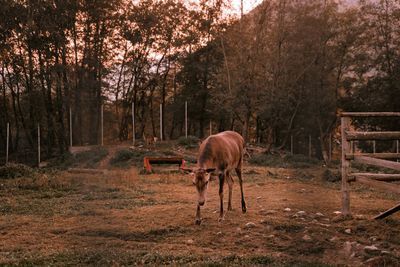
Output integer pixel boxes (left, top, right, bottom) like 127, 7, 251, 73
177, 135, 199, 148
75, 147, 108, 168
110, 149, 166, 168
249, 153, 321, 168
0, 163, 37, 179
248, 154, 287, 167
323, 169, 340, 182
48, 147, 108, 169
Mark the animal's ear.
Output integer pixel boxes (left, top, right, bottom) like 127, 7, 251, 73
205, 168, 216, 173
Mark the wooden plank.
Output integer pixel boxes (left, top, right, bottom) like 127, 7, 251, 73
351, 173, 400, 182
356, 176, 400, 194
346, 131, 400, 141
341, 112, 400, 117
373, 203, 400, 220
353, 155, 400, 171
346, 153, 400, 160
341, 117, 351, 215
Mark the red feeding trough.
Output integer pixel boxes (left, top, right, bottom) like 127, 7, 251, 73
143, 156, 186, 173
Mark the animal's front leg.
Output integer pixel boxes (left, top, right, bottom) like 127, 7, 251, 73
218, 173, 225, 221
195, 205, 202, 225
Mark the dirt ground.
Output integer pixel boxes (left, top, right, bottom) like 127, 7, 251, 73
0, 162, 400, 266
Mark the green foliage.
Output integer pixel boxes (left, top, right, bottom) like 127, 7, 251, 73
249, 153, 320, 168
48, 147, 108, 169
75, 147, 108, 167
110, 149, 172, 168
177, 135, 200, 148
322, 169, 340, 183
0, 163, 37, 179
109, 149, 144, 168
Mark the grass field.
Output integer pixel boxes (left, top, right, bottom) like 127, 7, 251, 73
0, 146, 399, 266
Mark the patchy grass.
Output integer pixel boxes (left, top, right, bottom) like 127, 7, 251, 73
1, 155, 399, 267
0, 250, 340, 267
76, 225, 187, 242
49, 147, 108, 169
249, 153, 320, 168
110, 148, 181, 169
177, 135, 200, 148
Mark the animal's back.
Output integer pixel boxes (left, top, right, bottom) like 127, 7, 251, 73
198, 131, 244, 171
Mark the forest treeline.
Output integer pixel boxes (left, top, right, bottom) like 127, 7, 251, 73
0, 0, 399, 162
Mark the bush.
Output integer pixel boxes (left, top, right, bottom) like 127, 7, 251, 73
48, 147, 108, 169
322, 169, 340, 182
177, 135, 199, 148
0, 163, 37, 179
249, 153, 320, 168
75, 147, 108, 168
110, 149, 166, 168
248, 154, 286, 167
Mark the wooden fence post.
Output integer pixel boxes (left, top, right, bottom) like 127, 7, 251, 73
6, 122, 9, 164
373, 140, 376, 153
341, 116, 351, 216
209, 120, 212, 136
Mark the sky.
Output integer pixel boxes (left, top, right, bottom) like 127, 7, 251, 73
230, 0, 264, 16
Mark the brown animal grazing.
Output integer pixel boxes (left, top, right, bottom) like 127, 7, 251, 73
143, 133, 157, 146
185, 131, 247, 225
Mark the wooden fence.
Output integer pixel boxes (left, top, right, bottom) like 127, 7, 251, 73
341, 112, 400, 219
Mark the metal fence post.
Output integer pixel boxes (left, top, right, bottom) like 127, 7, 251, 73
37, 124, 41, 167
132, 102, 135, 145
6, 122, 9, 164
185, 101, 188, 138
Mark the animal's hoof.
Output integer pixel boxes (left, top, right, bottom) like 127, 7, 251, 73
218, 216, 224, 222
195, 219, 202, 225
228, 206, 233, 211
242, 206, 247, 213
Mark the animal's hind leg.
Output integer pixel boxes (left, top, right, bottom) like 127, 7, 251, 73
227, 172, 233, 211
236, 167, 247, 213
218, 172, 225, 221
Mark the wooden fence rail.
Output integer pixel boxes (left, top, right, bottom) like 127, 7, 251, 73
341, 112, 400, 219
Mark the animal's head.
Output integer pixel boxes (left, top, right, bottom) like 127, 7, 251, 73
184, 168, 216, 206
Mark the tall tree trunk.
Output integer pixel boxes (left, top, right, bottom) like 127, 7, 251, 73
38, 51, 55, 156
55, 47, 66, 153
